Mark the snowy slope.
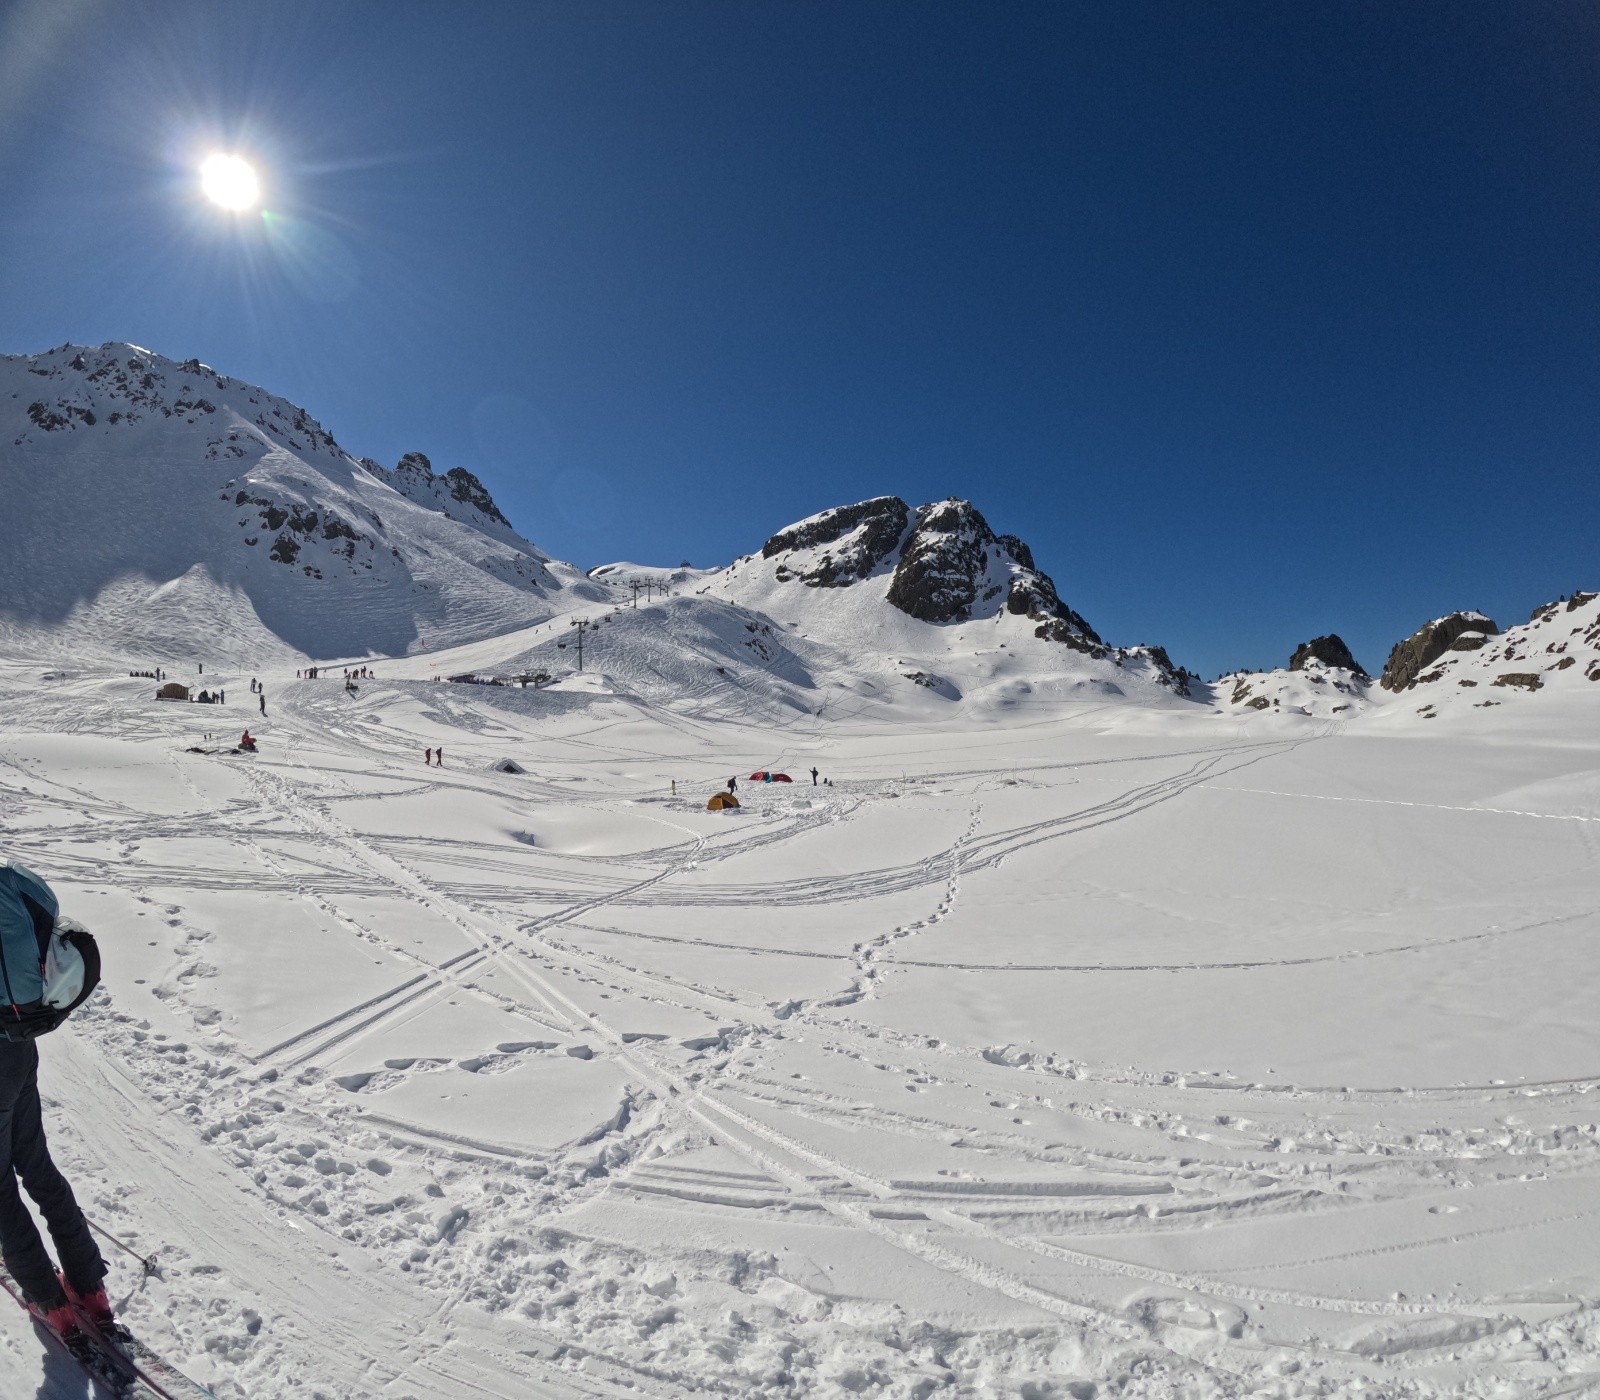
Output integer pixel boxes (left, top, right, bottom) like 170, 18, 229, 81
3, 649, 1600, 1399
1210, 658, 1374, 719
1210, 633, 1374, 720
0, 344, 602, 664
349, 497, 1202, 726
587, 562, 714, 594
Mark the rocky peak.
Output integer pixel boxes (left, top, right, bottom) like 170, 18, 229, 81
444, 467, 511, 527
883, 499, 1104, 652
1380, 611, 1500, 691
762, 496, 910, 586
394, 451, 434, 482
757, 494, 1107, 653
1290, 634, 1367, 677
885, 499, 999, 623
367, 452, 514, 531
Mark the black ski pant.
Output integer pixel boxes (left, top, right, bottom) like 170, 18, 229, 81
0, 1041, 104, 1303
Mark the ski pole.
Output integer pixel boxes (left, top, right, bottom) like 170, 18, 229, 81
89, 1221, 160, 1277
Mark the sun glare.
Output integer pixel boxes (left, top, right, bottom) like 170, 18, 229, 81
200, 153, 260, 211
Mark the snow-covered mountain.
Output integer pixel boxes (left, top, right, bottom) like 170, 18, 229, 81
1212, 632, 1375, 718
370, 495, 1199, 723
7, 341, 1591, 735
1209, 598, 1600, 725
1372, 594, 1600, 719
699, 496, 1193, 703
0, 343, 602, 663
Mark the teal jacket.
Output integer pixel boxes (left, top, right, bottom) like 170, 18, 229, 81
0, 860, 55, 1008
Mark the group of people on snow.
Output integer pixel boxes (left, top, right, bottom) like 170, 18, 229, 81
723, 766, 827, 796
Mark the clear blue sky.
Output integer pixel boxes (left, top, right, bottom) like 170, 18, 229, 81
3, 1, 1596, 677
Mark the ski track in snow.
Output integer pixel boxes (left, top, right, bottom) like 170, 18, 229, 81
0, 661, 1598, 1398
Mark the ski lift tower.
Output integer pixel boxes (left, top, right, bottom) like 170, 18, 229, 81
569, 617, 592, 671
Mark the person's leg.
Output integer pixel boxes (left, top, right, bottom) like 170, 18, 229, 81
10, 1060, 103, 1294
0, 1046, 58, 1302
0, 1150, 58, 1300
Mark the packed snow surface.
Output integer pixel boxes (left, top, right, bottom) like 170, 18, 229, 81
0, 609, 1597, 1398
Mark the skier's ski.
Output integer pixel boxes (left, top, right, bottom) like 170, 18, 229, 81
0, 1266, 162, 1398
81, 1314, 220, 1400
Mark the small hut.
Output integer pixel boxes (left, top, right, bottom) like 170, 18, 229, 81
156, 682, 191, 702
492, 758, 527, 774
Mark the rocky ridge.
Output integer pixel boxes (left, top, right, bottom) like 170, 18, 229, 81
1380, 611, 1500, 691
762, 495, 910, 587
1376, 592, 1600, 717
361, 452, 515, 535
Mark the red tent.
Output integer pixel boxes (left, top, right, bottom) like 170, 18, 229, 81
771, 773, 793, 782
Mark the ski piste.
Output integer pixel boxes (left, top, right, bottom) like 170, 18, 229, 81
0, 1266, 216, 1399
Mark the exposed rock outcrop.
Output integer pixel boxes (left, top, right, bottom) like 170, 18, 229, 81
366, 452, 517, 533
1380, 612, 1500, 691
444, 467, 510, 527
1290, 634, 1367, 677
757, 494, 1141, 669
886, 499, 999, 624
762, 496, 910, 586
885, 500, 1105, 650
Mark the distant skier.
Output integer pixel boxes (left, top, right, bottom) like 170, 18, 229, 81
728, 776, 737, 793
811, 767, 818, 786
425, 747, 433, 765
218, 688, 224, 704
0, 863, 113, 1338
435, 747, 444, 767
258, 692, 266, 716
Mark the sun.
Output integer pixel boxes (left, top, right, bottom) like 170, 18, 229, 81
200, 153, 260, 211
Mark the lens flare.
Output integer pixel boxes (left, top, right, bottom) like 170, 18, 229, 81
200, 153, 260, 211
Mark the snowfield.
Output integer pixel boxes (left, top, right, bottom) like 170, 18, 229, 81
0, 635, 1597, 1399
3, 345, 1598, 1395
